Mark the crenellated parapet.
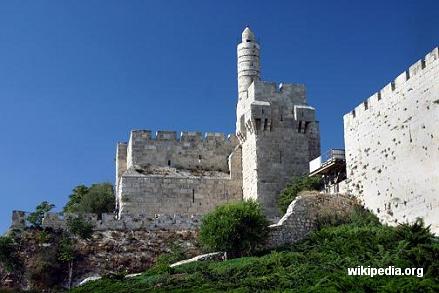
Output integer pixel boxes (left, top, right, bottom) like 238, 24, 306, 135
343, 46, 439, 234
124, 130, 238, 174
344, 47, 439, 123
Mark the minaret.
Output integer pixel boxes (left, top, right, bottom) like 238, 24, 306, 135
237, 27, 260, 98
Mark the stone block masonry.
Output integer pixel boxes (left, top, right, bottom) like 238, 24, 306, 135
236, 28, 320, 219
344, 47, 439, 233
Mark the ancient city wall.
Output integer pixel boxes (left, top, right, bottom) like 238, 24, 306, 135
125, 130, 238, 173
10, 210, 202, 231
117, 170, 243, 218
343, 47, 439, 233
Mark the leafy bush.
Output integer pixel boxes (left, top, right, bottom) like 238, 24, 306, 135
315, 205, 381, 229
0, 236, 20, 271
199, 200, 269, 258
27, 201, 55, 228
277, 176, 323, 214
58, 236, 74, 263
67, 217, 94, 239
64, 183, 115, 217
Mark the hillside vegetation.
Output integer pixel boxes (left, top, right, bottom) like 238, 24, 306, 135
72, 213, 439, 292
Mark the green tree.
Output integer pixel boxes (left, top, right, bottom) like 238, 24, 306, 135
63, 185, 89, 213
27, 201, 55, 228
199, 200, 269, 258
277, 176, 323, 214
67, 217, 93, 240
58, 235, 75, 289
64, 183, 115, 217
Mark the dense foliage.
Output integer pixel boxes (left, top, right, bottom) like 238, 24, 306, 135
27, 201, 55, 228
277, 176, 323, 213
67, 217, 94, 240
72, 214, 439, 292
199, 201, 269, 257
63, 183, 115, 216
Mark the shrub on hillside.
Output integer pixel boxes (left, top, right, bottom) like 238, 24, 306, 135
315, 204, 381, 229
199, 201, 269, 258
277, 176, 323, 214
67, 217, 94, 240
64, 183, 115, 217
0, 236, 20, 272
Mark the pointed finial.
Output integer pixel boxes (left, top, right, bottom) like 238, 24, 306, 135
242, 26, 255, 42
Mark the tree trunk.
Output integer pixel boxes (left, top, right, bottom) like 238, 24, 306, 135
68, 260, 73, 289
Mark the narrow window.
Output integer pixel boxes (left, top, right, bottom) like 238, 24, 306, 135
167, 160, 171, 166
391, 81, 395, 91
352, 110, 356, 118
192, 189, 195, 203
364, 100, 368, 110
279, 151, 282, 163
198, 155, 202, 160
405, 70, 410, 80
263, 119, 268, 131
254, 118, 261, 131
280, 114, 283, 121
298, 121, 302, 132
421, 59, 426, 69
377, 91, 382, 100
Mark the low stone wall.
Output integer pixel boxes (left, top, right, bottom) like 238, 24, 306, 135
265, 191, 357, 249
10, 210, 202, 231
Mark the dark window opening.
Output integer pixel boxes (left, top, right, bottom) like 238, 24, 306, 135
254, 118, 261, 131
421, 59, 426, 69
280, 114, 283, 121
377, 91, 382, 100
167, 160, 171, 166
352, 110, 356, 118
298, 121, 302, 132
391, 81, 396, 91
198, 155, 202, 160
405, 70, 410, 80
263, 119, 268, 131
192, 189, 195, 203
279, 151, 282, 163
364, 100, 368, 110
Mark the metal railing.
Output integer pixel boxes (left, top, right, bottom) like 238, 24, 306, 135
309, 149, 345, 173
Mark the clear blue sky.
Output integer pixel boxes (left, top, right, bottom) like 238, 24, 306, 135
0, 0, 437, 233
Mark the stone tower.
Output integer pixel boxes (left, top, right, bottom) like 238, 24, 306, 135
236, 27, 320, 219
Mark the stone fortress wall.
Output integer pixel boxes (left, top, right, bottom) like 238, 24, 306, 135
115, 130, 243, 218
236, 28, 320, 219
343, 47, 439, 233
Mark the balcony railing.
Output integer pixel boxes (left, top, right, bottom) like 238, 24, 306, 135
309, 149, 345, 174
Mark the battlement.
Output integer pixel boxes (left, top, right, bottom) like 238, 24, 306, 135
344, 47, 439, 121
10, 210, 202, 231
129, 130, 237, 144
124, 129, 239, 173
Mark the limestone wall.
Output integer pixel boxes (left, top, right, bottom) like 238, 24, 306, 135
10, 210, 202, 231
117, 169, 242, 218
126, 130, 238, 173
265, 191, 357, 249
343, 47, 439, 233
238, 80, 320, 219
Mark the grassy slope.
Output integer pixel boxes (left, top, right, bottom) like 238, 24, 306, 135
72, 218, 439, 292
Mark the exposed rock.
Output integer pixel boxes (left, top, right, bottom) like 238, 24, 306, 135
170, 252, 225, 268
